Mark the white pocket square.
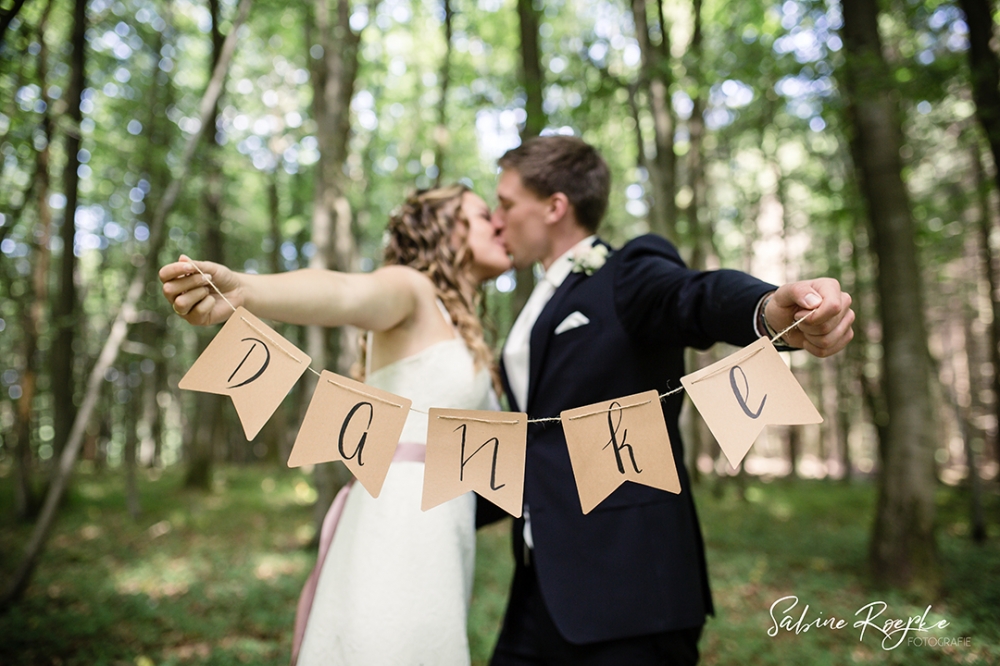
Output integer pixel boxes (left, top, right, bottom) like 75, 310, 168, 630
555, 311, 590, 335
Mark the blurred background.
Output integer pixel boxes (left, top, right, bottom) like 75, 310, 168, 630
1, 0, 999, 663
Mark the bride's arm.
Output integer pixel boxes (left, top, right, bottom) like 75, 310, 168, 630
160, 256, 429, 331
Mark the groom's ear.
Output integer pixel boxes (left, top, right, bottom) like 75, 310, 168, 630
546, 192, 571, 226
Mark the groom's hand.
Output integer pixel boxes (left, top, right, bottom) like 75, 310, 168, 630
764, 278, 854, 357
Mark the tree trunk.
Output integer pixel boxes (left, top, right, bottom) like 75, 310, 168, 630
258, 168, 288, 463
840, 0, 939, 593
137, 324, 166, 467
432, 0, 454, 185
511, 0, 547, 316
124, 386, 141, 519
14, 0, 56, 520
956, 274, 988, 543
307, 0, 367, 533
0, 0, 28, 52
51, 0, 86, 460
135, 16, 172, 469
684, 0, 715, 270
835, 353, 854, 482
959, 0, 1000, 203
0, 0, 252, 610
630, 0, 677, 241
184, 0, 229, 489
970, 139, 1000, 476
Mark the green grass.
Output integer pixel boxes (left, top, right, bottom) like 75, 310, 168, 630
1, 466, 998, 665
697, 478, 1000, 665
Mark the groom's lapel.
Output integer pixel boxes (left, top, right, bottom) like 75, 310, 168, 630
526, 270, 588, 412
499, 356, 519, 413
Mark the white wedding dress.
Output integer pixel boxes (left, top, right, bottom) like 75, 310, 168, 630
296, 314, 493, 666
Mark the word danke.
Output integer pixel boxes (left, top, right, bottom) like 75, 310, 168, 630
768, 596, 949, 650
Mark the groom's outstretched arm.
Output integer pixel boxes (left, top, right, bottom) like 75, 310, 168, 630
614, 234, 853, 356
614, 235, 774, 349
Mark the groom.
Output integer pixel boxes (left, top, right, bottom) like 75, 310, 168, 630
481, 135, 854, 664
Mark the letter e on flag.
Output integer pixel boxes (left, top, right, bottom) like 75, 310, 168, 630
680, 337, 822, 469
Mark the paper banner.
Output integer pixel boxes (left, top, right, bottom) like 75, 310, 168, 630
561, 390, 681, 514
178, 307, 311, 440
422, 409, 527, 517
287, 370, 412, 498
680, 336, 822, 469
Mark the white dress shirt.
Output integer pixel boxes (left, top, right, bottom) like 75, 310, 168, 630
503, 236, 596, 411
503, 236, 595, 550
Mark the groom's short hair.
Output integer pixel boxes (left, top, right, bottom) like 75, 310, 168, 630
499, 135, 610, 233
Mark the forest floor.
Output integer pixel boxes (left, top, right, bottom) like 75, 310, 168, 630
1, 464, 998, 665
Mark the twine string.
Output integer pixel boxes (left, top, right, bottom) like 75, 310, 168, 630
435, 415, 522, 425
187, 260, 239, 313
325, 378, 406, 408
184, 258, 322, 377
178, 257, 817, 426
239, 316, 304, 365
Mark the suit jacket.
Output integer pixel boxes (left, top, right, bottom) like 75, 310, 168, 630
488, 234, 775, 644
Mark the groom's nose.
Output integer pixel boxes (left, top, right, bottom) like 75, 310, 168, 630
491, 210, 505, 232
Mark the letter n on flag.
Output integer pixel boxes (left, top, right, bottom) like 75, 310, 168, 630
561, 390, 680, 515
178, 307, 311, 440
288, 370, 411, 498
680, 337, 822, 469
423, 409, 527, 517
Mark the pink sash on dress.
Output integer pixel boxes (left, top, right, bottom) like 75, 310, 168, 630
290, 442, 427, 665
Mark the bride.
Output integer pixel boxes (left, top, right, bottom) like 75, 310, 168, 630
159, 185, 511, 665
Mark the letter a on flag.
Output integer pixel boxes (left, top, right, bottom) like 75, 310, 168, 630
178, 307, 311, 440
288, 370, 412, 498
680, 336, 822, 469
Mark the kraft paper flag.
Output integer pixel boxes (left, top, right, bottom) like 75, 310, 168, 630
422, 409, 527, 517
561, 390, 681, 514
178, 307, 311, 440
680, 336, 823, 469
287, 370, 412, 498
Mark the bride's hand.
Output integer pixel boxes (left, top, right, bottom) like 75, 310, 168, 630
159, 255, 244, 326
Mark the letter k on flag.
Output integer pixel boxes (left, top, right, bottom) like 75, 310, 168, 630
680, 337, 822, 469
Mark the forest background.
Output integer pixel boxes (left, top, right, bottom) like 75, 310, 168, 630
1, 0, 1000, 663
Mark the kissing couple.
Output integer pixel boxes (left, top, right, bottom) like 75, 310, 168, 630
161, 135, 853, 665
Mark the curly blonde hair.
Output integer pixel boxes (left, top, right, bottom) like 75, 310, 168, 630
358, 184, 500, 394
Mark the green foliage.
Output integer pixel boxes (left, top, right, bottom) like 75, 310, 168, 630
2, 468, 998, 664
0, 0, 997, 622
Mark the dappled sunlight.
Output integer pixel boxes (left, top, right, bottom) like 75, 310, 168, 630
114, 553, 204, 599
254, 552, 307, 582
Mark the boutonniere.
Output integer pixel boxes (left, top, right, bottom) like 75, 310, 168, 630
570, 244, 609, 276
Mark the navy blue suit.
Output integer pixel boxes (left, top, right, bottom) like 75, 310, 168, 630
484, 234, 775, 652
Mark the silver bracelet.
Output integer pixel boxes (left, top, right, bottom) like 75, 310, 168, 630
760, 296, 787, 345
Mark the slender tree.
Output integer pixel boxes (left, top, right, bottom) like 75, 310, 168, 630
432, 0, 454, 185
684, 0, 714, 270
50, 0, 86, 460
839, 0, 939, 592
184, 0, 229, 490
971, 139, 1000, 470
959, 0, 1000, 474
0, 0, 28, 53
630, 0, 677, 241
0, 0, 252, 609
307, 0, 367, 530
511, 0, 546, 315
13, 0, 56, 521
